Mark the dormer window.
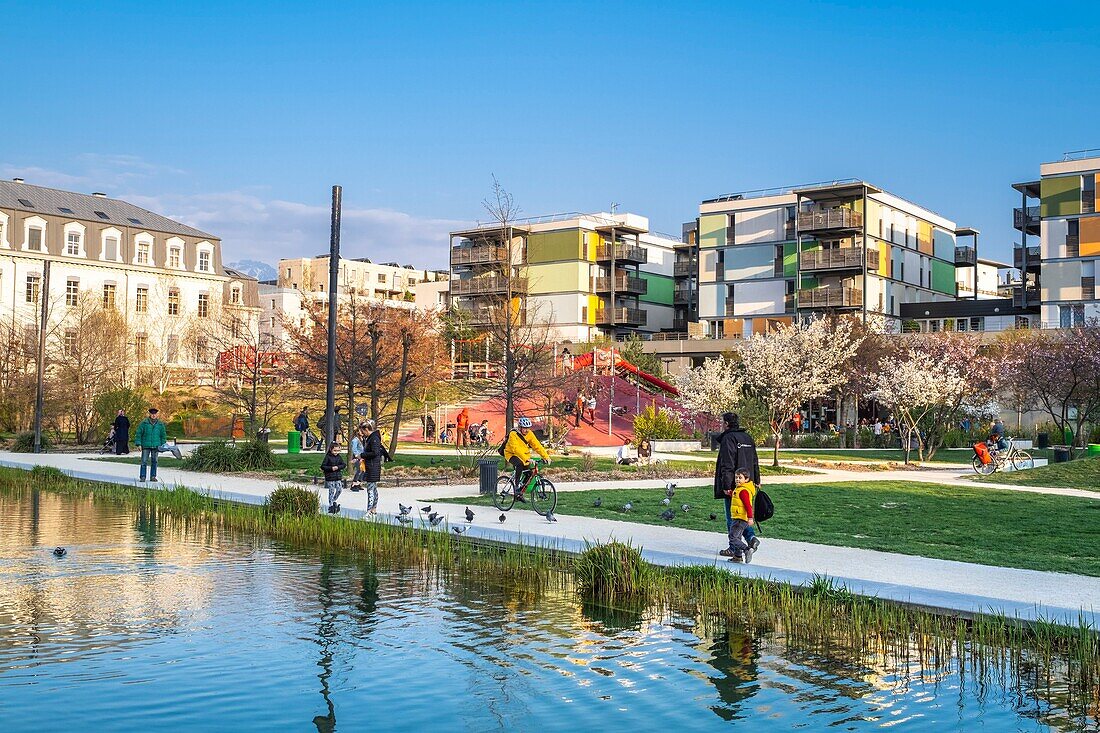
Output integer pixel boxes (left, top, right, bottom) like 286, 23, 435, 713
137, 242, 150, 265
66, 231, 81, 256
198, 250, 211, 272
27, 227, 43, 251
230, 285, 242, 305
169, 247, 181, 268
133, 233, 155, 267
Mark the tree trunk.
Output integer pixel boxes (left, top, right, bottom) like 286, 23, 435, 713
388, 336, 411, 457
771, 421, 780, 467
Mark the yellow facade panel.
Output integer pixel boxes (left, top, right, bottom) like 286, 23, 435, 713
527, 262, 586, 294
878, 241, 890, 275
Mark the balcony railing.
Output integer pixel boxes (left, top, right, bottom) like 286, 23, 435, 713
455, 305, 526, 326
797, 207, 862, 232
1066, 235, 1080, 257
797, 286, 863, 309
672, 317, 689, 331
596, 307, 647, 326
593, 275, 647, 295
596, 243, 648, 264
1013, 245, 1041, 270
674, 260, 697, 277
800, 247, 877, 272
1013, 206, 1041, 232
451, 243, 508, 266
954, 246, 977, 266
673, 287, 693, 304
450, 275, 527, 296
1012, 286, 1040, 308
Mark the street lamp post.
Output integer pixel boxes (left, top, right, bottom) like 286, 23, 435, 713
324, 185, 342, 447
32, 260, 52, 454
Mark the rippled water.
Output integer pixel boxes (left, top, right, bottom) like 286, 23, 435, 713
0, 489, 1092, 732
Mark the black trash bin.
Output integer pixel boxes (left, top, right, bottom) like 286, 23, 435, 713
255, 429, 270, 444
1052, 446, 1070, 463
478, 458, 499, 496
1036, 432, 1050, 449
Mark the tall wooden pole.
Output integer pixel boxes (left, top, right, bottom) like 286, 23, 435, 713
32, 260, 51, 454
324, 186, 342, 446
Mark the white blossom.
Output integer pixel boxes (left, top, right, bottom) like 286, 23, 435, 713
675, 355, 743, 417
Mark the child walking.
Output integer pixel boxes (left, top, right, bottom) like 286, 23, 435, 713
719, 468, 758, 563
321, 443, 346, 514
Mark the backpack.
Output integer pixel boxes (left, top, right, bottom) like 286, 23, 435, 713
754, 489, 774, 523
497, 431, 514, 457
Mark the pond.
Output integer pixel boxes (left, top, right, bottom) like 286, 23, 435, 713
0, 489, 1093, 732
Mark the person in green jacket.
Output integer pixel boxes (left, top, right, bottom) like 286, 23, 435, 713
135, 408, 168, 482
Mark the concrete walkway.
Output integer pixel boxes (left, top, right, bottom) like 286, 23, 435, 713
2, 450, 1096, 626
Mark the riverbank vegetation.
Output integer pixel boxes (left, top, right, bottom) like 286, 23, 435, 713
4, 466, 1097, 719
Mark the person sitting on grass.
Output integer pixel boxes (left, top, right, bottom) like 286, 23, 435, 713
616, 440, 636, 465
637, 438, 653, 466
502, 417, 550, 501
320, 443, 346, 515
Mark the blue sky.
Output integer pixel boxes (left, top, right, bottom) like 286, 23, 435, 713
2, 0, 1098, 268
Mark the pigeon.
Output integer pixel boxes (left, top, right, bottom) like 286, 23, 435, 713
623, 502, 633, 512
428, 512, 440, 523
420, 505, 432, 514
429, 514, 444, 527
397, 514, 413, 525
708, 513, 717, 521
660, 509, 675, 521
465, 507, 475, 523
681, 503, 691, 513
593, 497, 602, 508
453, 526, 467, 534
498, 513, 506, 523
53, 547, 66, 557
430, 457, 444, 465
546, 511, 557, 523
665, 482, 677, 498
662, 497, 670, 506
398, 503, 412, 516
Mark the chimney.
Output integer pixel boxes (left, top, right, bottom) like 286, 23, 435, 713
12, 177, 24, 183
92, 192, 106, 197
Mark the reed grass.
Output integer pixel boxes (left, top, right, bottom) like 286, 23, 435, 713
4, 465, 1097, 713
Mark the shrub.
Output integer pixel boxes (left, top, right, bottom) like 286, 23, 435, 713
237, 440, 277, 471
93, 388, 150, 443
165, 419, 186, 439
183, 441, 240, 472
266, 484, 319, 517
11, 431, 51, 453
30, 465, 68, 485
632, 405, 684, 444
575, 541, 653, 600
580, 452, 597, 472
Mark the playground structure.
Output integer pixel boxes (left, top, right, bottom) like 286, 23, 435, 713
564, 347, 679, 396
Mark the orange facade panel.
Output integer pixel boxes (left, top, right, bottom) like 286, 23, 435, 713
1081, 216, 1100, 257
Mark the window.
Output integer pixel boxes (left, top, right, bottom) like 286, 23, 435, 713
168, 288, 180, 316
25, 274, 40, 304
102, 283, 117, 308
197, 293, 209, 318
18, 198, 34, 208
64, 330, 77, 357
94, 211, 110, 220
58, 207, 75, 215
198, 250, 211, 272
377, 273, 387, 284
1083, 174, 1096, 214
1083, 260, 1096, 300
65, 278, 79, 307
231, 317, 242, 338
134, 334, 148, 362
135, 287, 148, 313
128, 217, 143, 226
1060, 304, 1085, 328
137, 241, 150, 265
104, 235, 119, 261
194, 337, 208, 363
716, 250, 725, 280
27, 227, 43, 251
166, 335, 179, 363
231, 286, 242, 305
66, 230, 82, 256
285, 267, 291, 278
1067, 220, 1080, 257
169, 247, 181, 268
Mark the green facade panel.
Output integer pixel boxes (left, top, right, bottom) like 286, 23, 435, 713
527, 229, 581, 263
783, 242, 797, 277
1041, 175, 1081, 218
699, 214, 726, 249
931, 259, 955, 295
639, 272, 674, 304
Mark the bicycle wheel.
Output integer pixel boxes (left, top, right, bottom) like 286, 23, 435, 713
530, 477, 557, 517
972, 455, 996, 476
1011, 450, 1034, 471
493, 474, 516, 512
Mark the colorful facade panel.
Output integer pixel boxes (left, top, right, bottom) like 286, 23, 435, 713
1040, 175, 1081, 218
699, 214, 726, 249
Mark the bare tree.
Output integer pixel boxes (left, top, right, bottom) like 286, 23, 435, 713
481, 176, 523, 430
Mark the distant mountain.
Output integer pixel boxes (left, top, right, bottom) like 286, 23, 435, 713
226, 259, 277, 281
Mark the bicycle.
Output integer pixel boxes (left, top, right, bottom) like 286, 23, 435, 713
303, 428, 325, 452
972, 437, 1033, 475
493, 458, 557, 517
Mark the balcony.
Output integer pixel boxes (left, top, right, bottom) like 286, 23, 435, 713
673, 287, 693, 305
597, 307, 647, 327
596, 243, 648, 265
1067, 235, 1080, 258
450, 275, 527, 296
800, 247, 877, 272
1012, 286, 1040, 308
1013, 245, 1041, 270
797, 286, 863, 309
797, 207, 862, 233
954, 246, 977, 266
1013, 206, 1041, 235
674, 260, 697, 277
451, 243, 508, 267
593, 275, 648, 295
672, 317, 689, 331
455, 305, 526, 326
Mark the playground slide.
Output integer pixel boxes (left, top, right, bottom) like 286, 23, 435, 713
568, 350, 678, 395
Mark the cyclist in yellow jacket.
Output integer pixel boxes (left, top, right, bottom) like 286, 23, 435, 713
503, 417, 551, 502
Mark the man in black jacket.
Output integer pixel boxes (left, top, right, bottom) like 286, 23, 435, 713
713, 412, 761, 560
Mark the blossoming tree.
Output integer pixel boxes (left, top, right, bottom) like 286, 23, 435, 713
674, 355, 744, 418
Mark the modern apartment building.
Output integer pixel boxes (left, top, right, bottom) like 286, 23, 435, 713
449, 212, 677, 342
683, 180, 972, 337
1013, 149, 1100, 327
0, 178, 259, 382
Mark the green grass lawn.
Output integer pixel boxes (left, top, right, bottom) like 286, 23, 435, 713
99, 450, 808, 477
447, 480, 1100, 576
968, 456, 1100, 491
775, 448, 1054, 465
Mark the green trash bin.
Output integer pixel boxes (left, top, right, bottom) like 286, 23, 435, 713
1088, 444, 1100, 457
288, 430, 302, 454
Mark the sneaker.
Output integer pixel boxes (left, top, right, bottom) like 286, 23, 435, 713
750, 537, 761, 552
718, 548, 738, 558
743, 546, 754, 564
138, 478, 147, 482
727, 555, 745, 564
514, 492, 526, 503
150, 477, 159, 483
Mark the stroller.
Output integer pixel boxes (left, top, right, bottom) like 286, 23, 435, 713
100, 427, 116, 454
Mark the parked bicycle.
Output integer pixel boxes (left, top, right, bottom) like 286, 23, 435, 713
972, 437, 1033, 475
302, 428, 325, 452
493, 458, 557, 516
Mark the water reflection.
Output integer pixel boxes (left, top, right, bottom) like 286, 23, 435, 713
0, 488, 1095, 732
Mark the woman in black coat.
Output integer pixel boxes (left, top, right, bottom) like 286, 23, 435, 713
113, 410, 131, 455
361, 420, 392, 515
